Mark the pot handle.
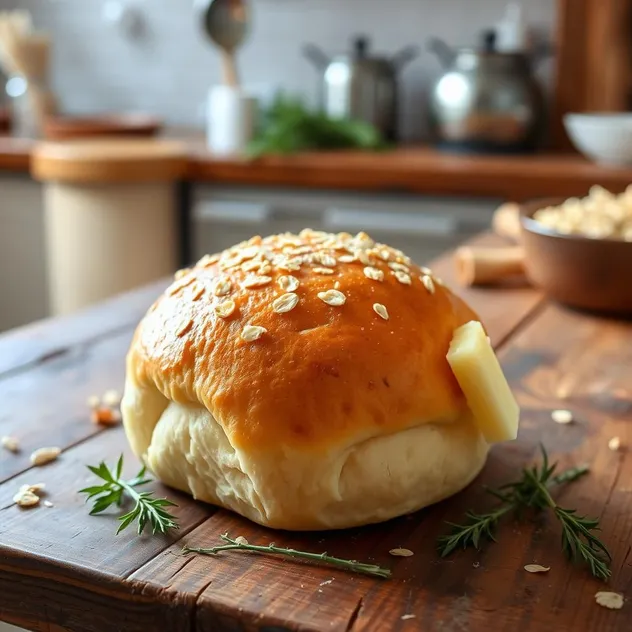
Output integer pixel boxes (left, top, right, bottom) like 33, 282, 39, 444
303, 43, 330, 70
391, 45, 419, 71
427, 37, 456, 68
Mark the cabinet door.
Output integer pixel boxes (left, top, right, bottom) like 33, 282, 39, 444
192, 185, 499, 264
0, 176, 47, 332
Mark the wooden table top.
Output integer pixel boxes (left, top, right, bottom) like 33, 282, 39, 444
1, 234, 631, 631
3, 132, 632, 200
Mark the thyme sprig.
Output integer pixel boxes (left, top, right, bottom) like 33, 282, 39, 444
184, 533, 391, 579
438, 446, 610, 580
79, 455, 179, 536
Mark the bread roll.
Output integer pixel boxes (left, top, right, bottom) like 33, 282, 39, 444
122, 230, 488, 530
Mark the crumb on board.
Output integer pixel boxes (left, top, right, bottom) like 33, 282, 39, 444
1, 435, 19, 453
524, 564, 550, 574
30, 447, 61, 466
389, 548, 414, 557
551, 409, 573, 424
595, 591, 624, 610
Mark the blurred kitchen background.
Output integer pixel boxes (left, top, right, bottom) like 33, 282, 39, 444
0, 0, 630, 336
0, 0, 554, 134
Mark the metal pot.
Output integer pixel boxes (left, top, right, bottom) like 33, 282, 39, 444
427, 32, 546, 153
304, 35, 417, 141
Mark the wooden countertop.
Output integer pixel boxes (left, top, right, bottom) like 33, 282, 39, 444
1, 234, 630, 631
3, 133, 632, 199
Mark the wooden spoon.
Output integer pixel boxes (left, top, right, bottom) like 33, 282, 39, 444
200, 0, 249, 88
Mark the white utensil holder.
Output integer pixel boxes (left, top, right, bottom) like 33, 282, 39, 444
206, 85, 257, 156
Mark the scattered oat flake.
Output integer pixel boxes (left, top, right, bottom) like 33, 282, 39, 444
401, 615, 416, 621
191, 284, 205, 301
86, 395, 101, 409
14, 490, 40, 507
595, 591, 624, 610
2, 435, 20, 453
315, 253, 337, 267
389, 548, 414, 557
167, 275, 194, 296
278, 275, 299, 292
320, 579, 334, 586
420, 266, 432, 275
241, 259, 261, 272
91, 407, 121, 426
339, 254, 356, 263
102, 390, 121, 407
373, 303, 389, 320
364, 266, 384, 281
313, 267, 335, 275
197, 253, 219, 268
472, 561, 480, 568
176, 318, 193, 337
334, 281, 341, 289
20, 483, 45, 494
242, 275, 272, 289
317, 289, 346, 306
234, 535, 249, 545
421, 275, 435, 294
357, 250, 375, 265
214, 279, 232, 296
174, 268, 191, 280
609, 436, 622, 451
215, 299, 236, 319
524, 564, 550, 574
552, 409, 573, 424
393, 270, 412, 285
241, 325, 267, 342
389, 261, 409, 273
30, 447, 61, 466
272, 292, 299, 314
43, 500, 54, 508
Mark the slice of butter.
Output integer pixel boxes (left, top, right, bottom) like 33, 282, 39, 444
447, 320, 519, 443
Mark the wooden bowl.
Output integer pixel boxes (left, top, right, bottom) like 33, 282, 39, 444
520, 198, 632, 315
43, 114, 162, 141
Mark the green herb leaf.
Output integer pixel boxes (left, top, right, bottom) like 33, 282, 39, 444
246, 92, 388, 158
438, 447, 609, 580
79, 455, 179, 536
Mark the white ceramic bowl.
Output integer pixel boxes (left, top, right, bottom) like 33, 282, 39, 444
564, 113, 632, 166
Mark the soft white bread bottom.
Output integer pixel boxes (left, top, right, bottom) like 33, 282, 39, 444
122, 377, 488, 530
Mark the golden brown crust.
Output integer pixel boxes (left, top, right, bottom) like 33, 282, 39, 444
128, 230, 478, 451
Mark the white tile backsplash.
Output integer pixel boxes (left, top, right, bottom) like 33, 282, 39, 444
0, 0, 556, 138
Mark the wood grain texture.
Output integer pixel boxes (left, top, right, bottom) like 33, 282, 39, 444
4, 233, 632, 631
0, 426, 211, 631
4, 132, 632, 199
0, 329, 132, 483
31, 139, 187, 184
0, 278, 166, 378
187, 147, 632, 201
127, 302, 632, 632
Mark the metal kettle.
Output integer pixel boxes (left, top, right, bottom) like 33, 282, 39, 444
427, 32, 546, 153
304, 36, 418, 141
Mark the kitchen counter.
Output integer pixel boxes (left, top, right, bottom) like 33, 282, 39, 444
3, 133, 632, 200
1, 232, 630, 631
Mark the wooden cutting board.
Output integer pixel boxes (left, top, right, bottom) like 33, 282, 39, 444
0, 233, 630, 631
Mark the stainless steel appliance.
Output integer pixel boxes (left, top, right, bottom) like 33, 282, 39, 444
304, 36, 417, 141
427, 31, 546, 153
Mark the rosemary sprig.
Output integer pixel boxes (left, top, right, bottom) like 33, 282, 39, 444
438, 446, 611, 580
183, 533, 391, 579
79, 454, 179, 536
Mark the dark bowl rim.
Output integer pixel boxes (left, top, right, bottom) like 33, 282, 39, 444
519, 197, 632, 247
